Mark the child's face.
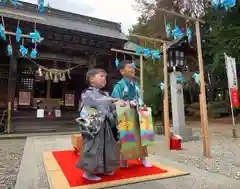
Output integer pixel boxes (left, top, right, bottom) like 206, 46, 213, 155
90, 72, 106, 88
120, 63, 135, 79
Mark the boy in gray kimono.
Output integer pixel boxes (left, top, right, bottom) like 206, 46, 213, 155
76, 68, 120, 181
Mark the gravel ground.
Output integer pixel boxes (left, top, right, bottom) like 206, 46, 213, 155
0, 139, 26, 189
1, 123, 240, 189
148, 123, 240, 181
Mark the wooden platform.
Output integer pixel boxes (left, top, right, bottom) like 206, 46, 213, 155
43, 151, 189, 189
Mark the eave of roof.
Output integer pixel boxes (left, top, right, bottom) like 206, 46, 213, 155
0, 1, 127, 41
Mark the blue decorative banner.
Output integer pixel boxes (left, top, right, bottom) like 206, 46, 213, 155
135, 46, 161, 60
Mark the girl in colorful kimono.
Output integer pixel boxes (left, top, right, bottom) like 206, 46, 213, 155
76, 68, 120, 181
111, 60, 152, 168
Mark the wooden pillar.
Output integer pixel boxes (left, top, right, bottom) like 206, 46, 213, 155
195, 21, 210, 158
163, 42, 170, 149
140, 54, 144, 98
7, 54, 18, 133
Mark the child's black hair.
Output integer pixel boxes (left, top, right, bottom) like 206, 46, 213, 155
118, 60, 132, 70
86, 68, 107, 84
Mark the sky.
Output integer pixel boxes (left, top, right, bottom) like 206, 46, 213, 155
22, 0, 140, 34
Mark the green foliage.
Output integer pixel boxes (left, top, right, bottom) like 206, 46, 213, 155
130, 0, 240, 117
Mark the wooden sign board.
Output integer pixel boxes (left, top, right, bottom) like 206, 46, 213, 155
19, 91, 31, 106
64, 93, 75, 107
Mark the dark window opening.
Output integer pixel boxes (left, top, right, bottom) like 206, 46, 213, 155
34, 81, 47, 98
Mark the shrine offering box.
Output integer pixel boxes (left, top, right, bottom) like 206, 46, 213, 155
71, 134, 82, 154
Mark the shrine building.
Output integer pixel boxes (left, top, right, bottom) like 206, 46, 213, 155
0, 1, 128, 133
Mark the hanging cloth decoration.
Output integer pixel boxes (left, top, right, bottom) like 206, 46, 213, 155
30, 47, 37, 58
7, 44, 12, 56
143, 48, 150, 57
16, 27, 22, 43
0, 24, 6, 41
53, 73, 58, 83
159, 82, 164, 93
187, 27, 192, 43
115, 58, 119, 67
210, 0, 221, 8
151, 49, 160, 60
220, 0, 236, 10
2, 0, 22, 6
131, 56, 136, 69
136, 45, 142, 55
192, 73, 200, 86
38, 0, 45, 13
19, 44, 28, 57
59, 72, 66, 81
210, 0, 236, 10
30, 41, 38, 58
44, 72, 49, 80
37, 67, 43, 77
28, 29, 43, 43
132, 62, 136, 69
166, 23, 172, 38
114, 52, 119, 68
172, 26, 184, 40
7, 36, 12, 56
67, 70, 71, 79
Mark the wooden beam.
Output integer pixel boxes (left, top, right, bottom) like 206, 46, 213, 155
156, 8, 205, 24
37, 53, 88, 65
130, 34, 166, 44
43, 40, 111, 55
5, 31, 44, 41
111, 48, 139, 56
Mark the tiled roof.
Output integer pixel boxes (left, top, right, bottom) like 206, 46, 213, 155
0, 1, 127, 41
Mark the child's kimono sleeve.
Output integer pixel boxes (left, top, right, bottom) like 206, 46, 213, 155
82, 89, 116, 125
111, 83, 123, 99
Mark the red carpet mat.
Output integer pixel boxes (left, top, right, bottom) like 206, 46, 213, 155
52, 150, 167, 187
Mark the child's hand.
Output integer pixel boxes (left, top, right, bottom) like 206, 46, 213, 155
139, 105, 148, 111
110, 98, 121, 102
129, 100, 137, 107
117, 100, 126, 107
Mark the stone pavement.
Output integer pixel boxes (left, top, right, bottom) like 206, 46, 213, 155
14, 134, 240, 189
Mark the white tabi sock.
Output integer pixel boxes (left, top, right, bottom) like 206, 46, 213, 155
141, 159, 152, 167
82, 172, 102, 181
